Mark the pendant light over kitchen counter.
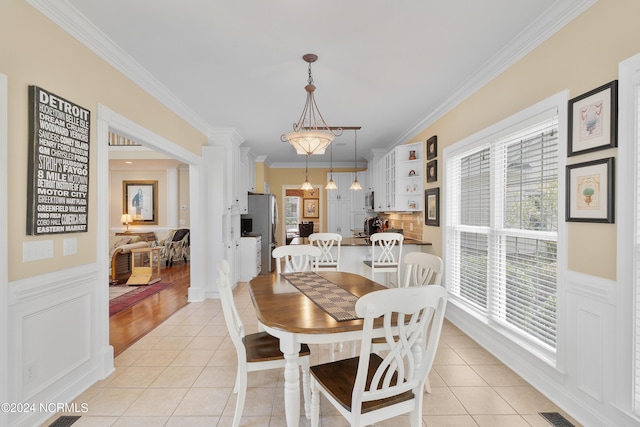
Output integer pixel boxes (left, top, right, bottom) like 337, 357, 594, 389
349, 129, 363, 190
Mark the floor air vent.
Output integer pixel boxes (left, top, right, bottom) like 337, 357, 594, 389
47, 415, 81, 427
539, 412, 575, 427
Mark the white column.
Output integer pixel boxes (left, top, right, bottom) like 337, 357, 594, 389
166, 166, 179, 228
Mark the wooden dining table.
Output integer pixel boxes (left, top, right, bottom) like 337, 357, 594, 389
247, 271, 388, 427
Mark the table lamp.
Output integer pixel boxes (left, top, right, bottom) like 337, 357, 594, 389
120, 213, 133, 232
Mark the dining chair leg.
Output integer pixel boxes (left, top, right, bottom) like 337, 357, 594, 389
232, 368, 248, 427
301, 357, 311, 419
310, 378, 320, 427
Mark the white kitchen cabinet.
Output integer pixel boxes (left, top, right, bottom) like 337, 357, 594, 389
381, 141, 424, 212
238, 148, 255, 214
238, 235, 261, 281
327, 199, 351, 237
367, 149, 387, 212
326, 172, 353, 201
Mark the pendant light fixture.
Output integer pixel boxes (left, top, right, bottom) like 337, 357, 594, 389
301, 154, 314, 190
349, 129, 363, 190
281, 54, 342, 155
325, 141, 338, 190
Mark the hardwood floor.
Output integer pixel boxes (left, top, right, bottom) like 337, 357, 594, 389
109, 262, 190, 356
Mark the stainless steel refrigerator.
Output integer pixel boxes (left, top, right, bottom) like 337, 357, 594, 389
246, 193, 278, 274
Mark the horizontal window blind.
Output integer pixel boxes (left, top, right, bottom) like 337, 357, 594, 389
635, 86, 640, 415
446, 113, 558, 351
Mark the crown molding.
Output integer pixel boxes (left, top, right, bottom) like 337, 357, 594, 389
390, 0, 598, 148
26, 0, 214, 137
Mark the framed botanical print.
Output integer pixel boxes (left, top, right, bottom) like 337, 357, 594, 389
565, 157, 614, 223
425, 188, 440, 226
303, 198, 319, 218
568, 80, 618, 156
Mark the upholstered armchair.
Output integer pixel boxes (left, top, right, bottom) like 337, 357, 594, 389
156, 228, 190, 267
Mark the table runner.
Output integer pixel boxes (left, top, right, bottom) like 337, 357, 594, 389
281, 272, 358, 321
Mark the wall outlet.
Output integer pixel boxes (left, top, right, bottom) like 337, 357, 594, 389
409, 223, 414, 231
63, 237, 77, 256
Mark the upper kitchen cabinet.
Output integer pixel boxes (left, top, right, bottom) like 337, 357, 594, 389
367, 149, 387, 212
380, 141, 424, 212
239, 148, 256, 214
326, 172, 353, 201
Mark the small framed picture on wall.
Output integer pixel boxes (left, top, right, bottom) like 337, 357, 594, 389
426, 160, 437, 183
425, 188, 440, 226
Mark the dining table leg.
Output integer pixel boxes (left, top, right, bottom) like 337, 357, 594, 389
280, 338, 301, 427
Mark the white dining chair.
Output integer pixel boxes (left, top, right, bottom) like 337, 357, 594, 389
273, 244, 321, 274
217, 260, 311, 427
362, 232, 404, 287
309, 285, 448, 427
374, 251, 444, 392
308, 233, 342, 271
273, 243, 344, 360
402, 252, 443, 287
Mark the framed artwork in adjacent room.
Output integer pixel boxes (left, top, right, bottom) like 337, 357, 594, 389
123, 180, 158, 224
568, 80, 618, 156
425, 188, 440, 226
303, 198, 319, 218
565, 157, 614, 223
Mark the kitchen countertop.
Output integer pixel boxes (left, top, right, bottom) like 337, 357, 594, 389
290, 236, 432, 246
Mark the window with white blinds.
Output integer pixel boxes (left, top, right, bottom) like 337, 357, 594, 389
445, 109, 559, 354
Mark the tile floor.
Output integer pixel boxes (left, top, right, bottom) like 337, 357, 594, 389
45, 282, 582, 426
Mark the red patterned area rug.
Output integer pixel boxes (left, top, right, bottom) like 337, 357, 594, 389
109, 282, 174, 317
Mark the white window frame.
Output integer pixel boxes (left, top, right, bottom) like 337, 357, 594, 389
443, 91, 568, 367
618, 52, 640, 417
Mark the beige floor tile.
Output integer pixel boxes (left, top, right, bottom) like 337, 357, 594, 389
222, 387, 276, 418
433, 348, 467, 365
170, 349, 215, 366
128, 335, 162, 350
434, 365, 489, 387
427, 369, 447, 388
197, 324, 230, 337
192, 366, 238, 388
151, 336, 194, 350
424, 414, 479, 427
208, 348, 238, 366
186, 335, 225, 350
471, 364, 528, 387
113, 348, 147, 367
164, 416, 222, 426
123, 388, 188, 416
493, 386, 561, 414
173, 387, 232, 416
69, 416, 119, 426
149, 366, 203, 388
441, 334, 481, 349
218, 415, 276, 426
107, 367, 165, 388
450, 386, 516, 415
84, 388, 146, 416
144, 324, 174, 337
132, 349, 181, 367
180, 314, 214, 326
112, 416, 169, 426
422, 387, 469, 415
455, 347, 502, 365
472, 414, 530, 426
164, 324, 205, 337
